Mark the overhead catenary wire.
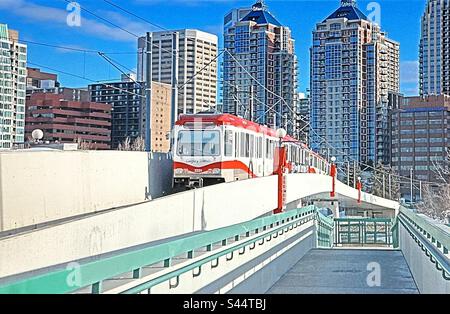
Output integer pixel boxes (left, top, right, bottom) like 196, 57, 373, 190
97, 52, 142, 88
60, 0, 187, 64
27, 61, 146, 99
60, 0, 226, 107
80, 0, 299, 133
101, 0, 172, 33
0, 35, 139, 55
177, 50, 225, 91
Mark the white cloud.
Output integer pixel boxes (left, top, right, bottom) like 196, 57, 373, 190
0, 0, 151, 42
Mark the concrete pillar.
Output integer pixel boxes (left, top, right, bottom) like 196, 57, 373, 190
313, 201, 340, 218
330, 202, 340, 219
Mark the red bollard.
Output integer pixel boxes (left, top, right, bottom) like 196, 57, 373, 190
275, 146, 287, 214
330, 163, 337, 198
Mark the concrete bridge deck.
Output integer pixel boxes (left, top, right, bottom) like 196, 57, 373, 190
267, 249, 419, 294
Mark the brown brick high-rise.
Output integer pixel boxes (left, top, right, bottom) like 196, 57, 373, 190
25, 93, 112, 149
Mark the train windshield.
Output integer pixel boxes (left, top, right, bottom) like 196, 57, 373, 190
177, 130, 221, 157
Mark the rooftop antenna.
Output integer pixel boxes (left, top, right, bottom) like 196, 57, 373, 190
341, 0, 356, 7
253, 0, 266, 11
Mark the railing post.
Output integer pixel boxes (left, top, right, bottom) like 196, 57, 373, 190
392, 218, 399, 249
357, 177, 362, 204
275, 144, 287, 214
133, 268, 142, 279
330, 157, 337, 198
91, 281, 102, 294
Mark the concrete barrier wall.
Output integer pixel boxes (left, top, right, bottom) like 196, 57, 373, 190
0, 176, 278, 278
0, 151, 173, 233
286, 174, 331, 203
399, 223, 450, 294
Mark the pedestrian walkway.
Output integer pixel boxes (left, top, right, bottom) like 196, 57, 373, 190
267, 249, 418, 294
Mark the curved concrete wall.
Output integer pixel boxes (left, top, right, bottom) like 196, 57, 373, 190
286, 174, 400, 211
399, 223, 450, 294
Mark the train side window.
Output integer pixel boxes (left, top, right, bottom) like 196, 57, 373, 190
270, 140, 274, 159
240, 133, 245, 158
240, 133, 243, 158
246, 133, 250, 158
258, 137, 263, 158
235, 133, 239, 158
250, 135, 255, 158
224, 130, 233, 157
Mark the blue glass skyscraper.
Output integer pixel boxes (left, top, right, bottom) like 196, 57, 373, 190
310, 0, 400, 165
420, 0, 450, 96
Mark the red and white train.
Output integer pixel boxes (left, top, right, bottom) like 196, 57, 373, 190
173, 113, 330, 188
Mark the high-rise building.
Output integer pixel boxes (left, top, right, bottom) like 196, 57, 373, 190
137, 29, 218, 117
89, 76, 172, 152
222, 0, 298, 135
0, 24, 27, 149
419, 0, 450, 96
27, 68, 59, 90
147, 82, 172, 153
310, 0, 400, 165
25, 93, 112, 149
391, 94, 450, 201
90, 75, 144, 149
26, 68, 89, 102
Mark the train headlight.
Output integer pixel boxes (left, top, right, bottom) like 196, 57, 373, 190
175, 168, 185, 175
212, 168, 221, 175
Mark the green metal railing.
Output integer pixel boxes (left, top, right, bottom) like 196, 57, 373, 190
122, 211, 317, 294
0, 206, 319, 294
334, 218, 394, 246
10, 206, 441, 294
316, 212, 334, 248
393, 207, 450, 281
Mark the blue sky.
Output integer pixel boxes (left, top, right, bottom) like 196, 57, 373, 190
0, 0, 426, 95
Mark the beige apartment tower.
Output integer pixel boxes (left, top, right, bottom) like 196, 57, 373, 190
150, 81, 172, 153
137, 29, 218, 117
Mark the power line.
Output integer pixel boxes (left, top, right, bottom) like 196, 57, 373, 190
0, 36, 138, 55
101, 0, 171, 33
98, 52, 137, 76
61, 0, 186, 63
223, 49, 297, 129
97, 52, 143, 88
99, 0, 296, 122
219, 80, 297, 131
27, 61, 146, 99
76, 0, 226, 114
178, 49, 225, 90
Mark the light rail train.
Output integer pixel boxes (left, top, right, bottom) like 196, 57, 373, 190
173, 113, 330, 188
